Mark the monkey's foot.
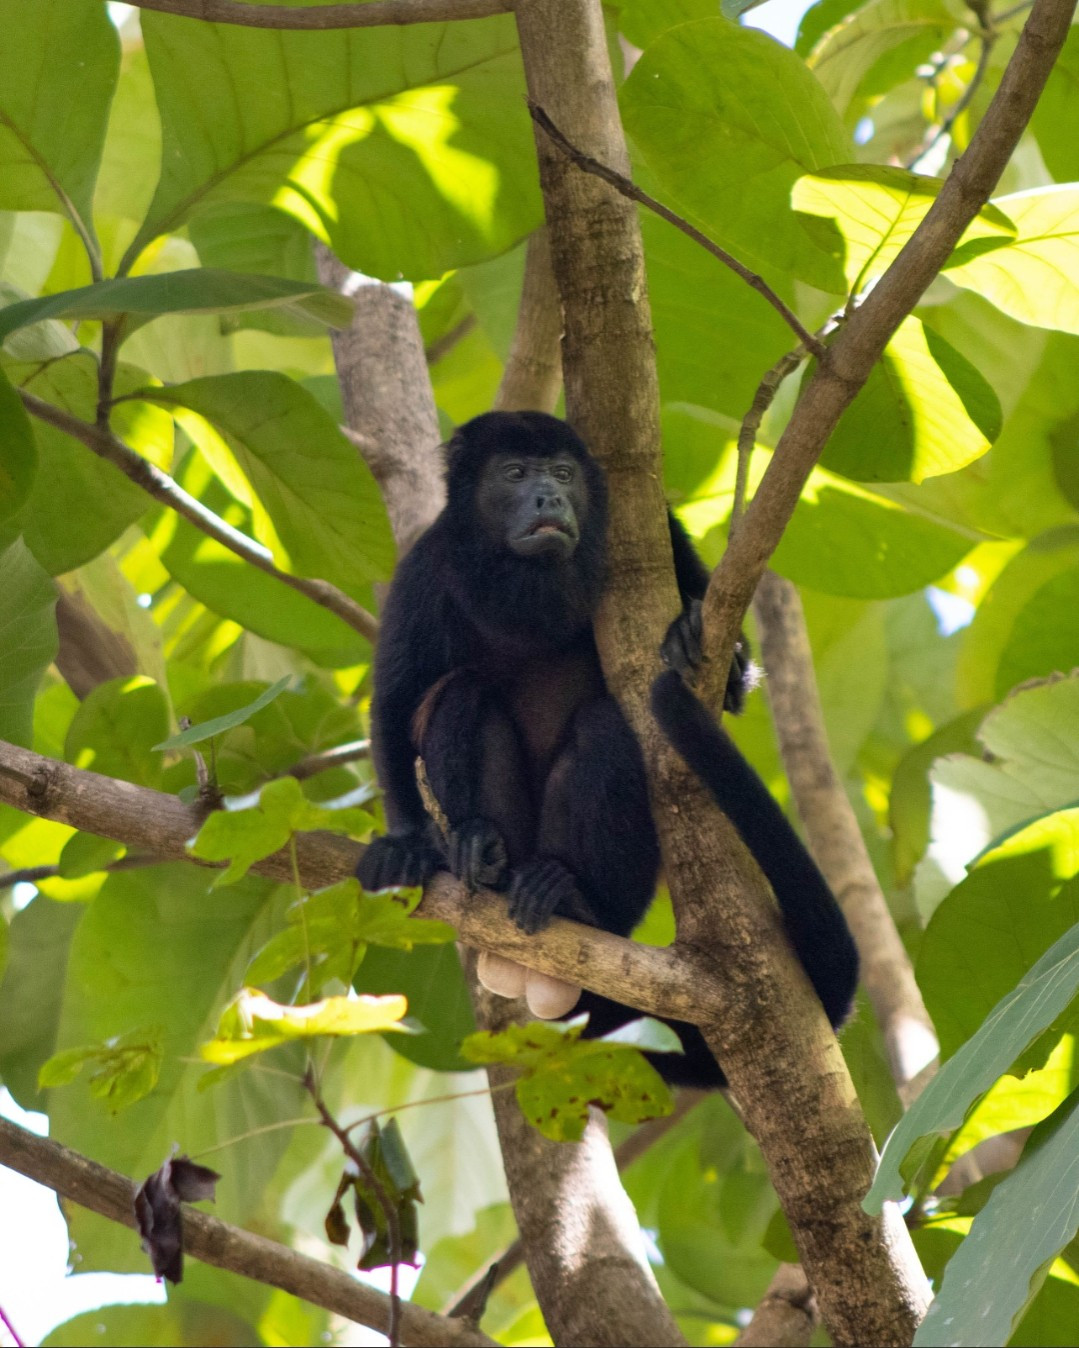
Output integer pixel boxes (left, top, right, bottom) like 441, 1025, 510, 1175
446, 818, 510, 891
507, 856, 582, 934
357, 831, 442, 890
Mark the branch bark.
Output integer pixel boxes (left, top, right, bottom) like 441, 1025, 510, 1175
494, 227, 564, 414
121, 0, 510, 28
0, 1116, 495, 1348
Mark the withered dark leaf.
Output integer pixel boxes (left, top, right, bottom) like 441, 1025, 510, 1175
133, 1154, 221, 1284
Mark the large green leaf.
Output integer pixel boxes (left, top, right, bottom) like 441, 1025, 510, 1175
958, 528, 1079, 705
145, 372, 394, 595
793, 165, 1014, 293
152, 454, 367, 667
356, 942, 477, 1073
0, 539, 57, 748
1030, 27, 1079, 184
945, 189, 1079, 336
819, 316, 1000, 482
0, 270, 353, 343
867, 902, 1079, 1211
917, 812, 1079, 1059
50, 864, 304, 1271
130, 13, 540, 280
621, 18, 851, 293
10, 354, 172, 575
0, 0, 118, 232
0, 364, 36, 521
0, 895, 82, 1111
914, 1091, 1079, 1347
676, 411, 976, 596
807, 0, 955, 113
64, 677, 170, 789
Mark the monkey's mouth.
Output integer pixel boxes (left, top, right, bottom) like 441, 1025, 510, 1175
511, 517, 579, 558
526, 518, 576, 539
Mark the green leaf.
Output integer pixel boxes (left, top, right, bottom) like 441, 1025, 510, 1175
11, 354, 172, 575
58, 832, 125, 881
1030, 28, 1079, 185
132, 13, 540, 280
616, 0, 721, 48
792, 165, 1014, 293
958, 528, 1079, 705
64, 677, 170, 789
47, 864, 305, 1272
0, 270, 353, 343
945, 189, 1079, 336
0, 0, 119, 229
461, 1016, 676, 1141
917, 811, 1079, 1059
153, 453, 368, 667
0, 538, 57, 748
145, 372, 395, 594
189, 776, 375, 885
621, 18, 851, 293
155, 676, 292, 751
356, 943, 476, 1073
44, 1303, 261, 1347
818, 316, 1000, 483
0, 365, 36, 521
39, 1025, 164, 1112
914, 1091, 1079, 1347
867, 912, 1079, 1211
807, 0, 955, 112
200, 987, 409, 1064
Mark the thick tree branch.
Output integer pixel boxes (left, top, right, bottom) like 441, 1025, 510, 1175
0, 1116, 495, 1348
0, 738, 720, 1025
494, 226, 564, 414
694, 0, 1077, 708
514, 1, 932, 1343
19, 390, 379, 643
119, 0, 510, 28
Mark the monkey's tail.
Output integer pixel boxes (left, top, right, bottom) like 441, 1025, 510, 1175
651, 669, 859, 1029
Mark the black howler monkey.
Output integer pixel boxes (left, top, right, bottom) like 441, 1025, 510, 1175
358, 410, 857, 1088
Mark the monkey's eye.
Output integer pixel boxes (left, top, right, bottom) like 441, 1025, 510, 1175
503, 464, 526, 482
552, 464, 574, 483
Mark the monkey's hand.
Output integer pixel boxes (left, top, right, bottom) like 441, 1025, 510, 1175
446, 818, 510, 891
507, 856, 585, 935
660, 598, 702, 676
357, 831, 442, 891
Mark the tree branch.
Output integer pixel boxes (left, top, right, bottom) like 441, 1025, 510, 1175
494, 226, 564, 414
694, 0, 1077, 709
119, 0, 510, 29
19, 389, 379, 643
0, 1116, 495, 1348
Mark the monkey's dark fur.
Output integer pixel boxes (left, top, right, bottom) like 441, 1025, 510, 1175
358, 410, 857, 1088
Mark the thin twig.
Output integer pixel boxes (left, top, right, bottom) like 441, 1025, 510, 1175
19, 390, 379, 643
120, 0, 511, 28
289, 740, 371, 780
307, 1073, 403, 1348
0, 854, 163, 891
908, 23, 997, 171
0, 1305, 24, 1348
529, 103, 825, 357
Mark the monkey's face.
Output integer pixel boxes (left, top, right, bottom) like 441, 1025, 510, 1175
475, 453, 587, 560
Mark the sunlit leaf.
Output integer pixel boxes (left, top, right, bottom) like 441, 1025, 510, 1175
914, 1091, 1079, 1347
793, 165, 1014, 292
144, 372, 395, 594
132, 13, 539, 280
808, 0, 954, 112
945, 188, 1079, 336
200, 987, 410, 1064
819, 316, 1000, 482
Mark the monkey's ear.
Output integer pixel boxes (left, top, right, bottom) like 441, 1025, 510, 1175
443, 429, 467, 473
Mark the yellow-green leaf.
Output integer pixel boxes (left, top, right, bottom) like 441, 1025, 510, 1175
201, 988, 409, 1064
